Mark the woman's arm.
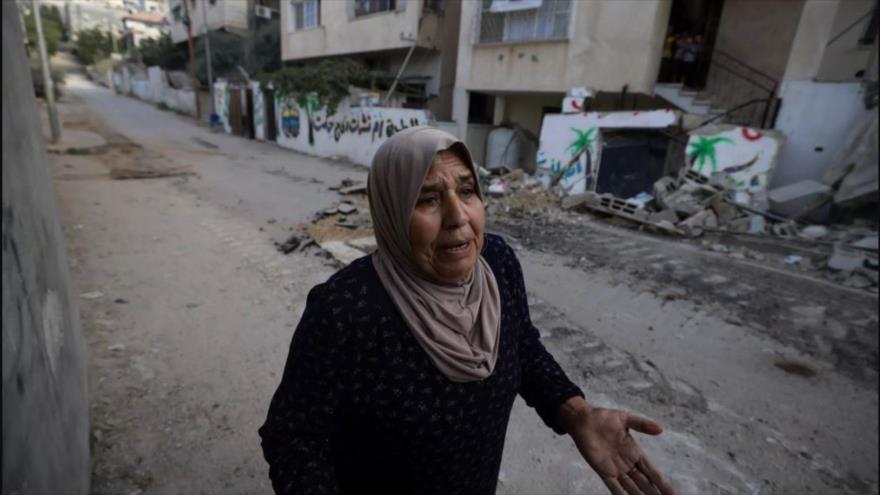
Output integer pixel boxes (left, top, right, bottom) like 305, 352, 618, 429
258, 285, 348, 495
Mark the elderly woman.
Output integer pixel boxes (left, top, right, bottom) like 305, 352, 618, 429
259, 128, 676, 495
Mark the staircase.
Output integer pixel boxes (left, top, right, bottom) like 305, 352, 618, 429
655, 50, 780, 129
654, 83, 727, 117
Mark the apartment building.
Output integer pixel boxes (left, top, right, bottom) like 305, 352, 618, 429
167, 0, 248, 44
280, 0, 462, 120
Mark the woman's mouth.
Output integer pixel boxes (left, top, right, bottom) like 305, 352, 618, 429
441, 241, 471, 255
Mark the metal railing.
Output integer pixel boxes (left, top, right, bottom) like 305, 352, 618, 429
703, 49, 780, 128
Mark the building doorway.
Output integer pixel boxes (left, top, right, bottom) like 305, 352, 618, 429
659, 0, 725, 89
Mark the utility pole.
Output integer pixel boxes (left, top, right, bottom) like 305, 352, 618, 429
32, 0, 61, 143
201, 0, 214, 116
182, 0, 201, 120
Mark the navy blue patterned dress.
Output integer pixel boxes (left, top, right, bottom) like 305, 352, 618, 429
259, 234, 584, 495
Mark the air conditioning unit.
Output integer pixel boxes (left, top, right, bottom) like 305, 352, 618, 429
254, 5, 272, 19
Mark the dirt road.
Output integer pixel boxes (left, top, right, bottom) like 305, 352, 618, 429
48, 70, 877, 494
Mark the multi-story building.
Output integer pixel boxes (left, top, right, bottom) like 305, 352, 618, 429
167, 0, 249, 44
122, 11, 166, 48
280, 0, 462, 121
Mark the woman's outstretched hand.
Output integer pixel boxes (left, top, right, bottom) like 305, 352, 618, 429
559, 397, 677, 495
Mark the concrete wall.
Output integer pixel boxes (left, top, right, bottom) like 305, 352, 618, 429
772, 81, 870, 188
2, 1, 91, 493
274, 96, 433, 166
712, 0, 806, 81
502, 93, 566, 138
456, 0, 671, 94
815, 0, 877, 81
281, 0, 426, 61
782, 0, 876, 82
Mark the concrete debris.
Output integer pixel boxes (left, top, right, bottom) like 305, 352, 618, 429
798, 225, 829, 240
783, 255, 804, 265
749, 215, 766, 234
275, 232, 316, 255
339, 183, 367, 195
346, 237, 377, 253
767, 180, 832, 218
827, 244, 877, 272
80, 291, 104, 299
319, 240, 368, 266
851, 234, 878, 250
337, 203, 357, 215
110, 168, 194, 180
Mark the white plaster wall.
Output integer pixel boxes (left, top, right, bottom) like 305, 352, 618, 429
537, 110, 678, 194
686, 125, 783, 208
772, 81, 870, 188
169, 0, 245, 44
274, 97, 432, 166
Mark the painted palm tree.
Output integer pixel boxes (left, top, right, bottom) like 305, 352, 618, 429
567, 127, 596, 157
688, 135, 734, 173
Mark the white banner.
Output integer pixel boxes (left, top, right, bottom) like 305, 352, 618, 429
489, 0, 542, 13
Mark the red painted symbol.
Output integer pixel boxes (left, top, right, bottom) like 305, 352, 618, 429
571, 99, 581, 110
741, 128, 763, 141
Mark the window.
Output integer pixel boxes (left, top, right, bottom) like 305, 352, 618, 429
289, 0, 320, 31
479, 0, 571, 44
354, 0, 396, 17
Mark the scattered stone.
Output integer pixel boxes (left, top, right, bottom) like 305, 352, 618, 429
783, 255, 803, 265
827, 244, 869, 272
185, 303, 200, 309
339, 183, 367, 195
774, 360, 817, 378
319, 240, 367, 265
843, 273, 873, 289
710, 243, 729, 253
267, 218, 277, 224
107, 344, 125, 351
114, 298, 128, 304
798, 225, 829, 239
728, 252, 746, 260
337, 203, 357, 215
110, 168, 193, 180
80, 291, 104, 299
346, 237, 377, 253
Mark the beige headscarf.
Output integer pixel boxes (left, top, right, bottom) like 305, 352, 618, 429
367, 127, 501, 383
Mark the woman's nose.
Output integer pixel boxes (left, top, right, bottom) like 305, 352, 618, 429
442, 193, 468, 229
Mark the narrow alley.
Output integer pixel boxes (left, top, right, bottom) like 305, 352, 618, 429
48, 69, 877, 495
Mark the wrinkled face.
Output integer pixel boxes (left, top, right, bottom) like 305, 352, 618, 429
410, 150, 485, 284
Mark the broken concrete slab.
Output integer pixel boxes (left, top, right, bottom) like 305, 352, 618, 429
319, 240, 368, 266
346, 237, 377, 253
339, 183, 367, 195
851, 234, 879, 250
768, 180, 832, 218
827, 244, 873, 271
337, 203, 357, 215
798, 225, 830, 240
560, 191, 599, 210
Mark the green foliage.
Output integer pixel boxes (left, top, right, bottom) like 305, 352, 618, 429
194, 30, 245, 86
75, 27, 116, 65
260, 59, 393, 114
30, 59, 65, 99
139, 34, 188, 71
24, 5, 64, 56
252, 20, 281, 74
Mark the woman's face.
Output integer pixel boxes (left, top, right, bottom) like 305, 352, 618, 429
410, 150, 485, 284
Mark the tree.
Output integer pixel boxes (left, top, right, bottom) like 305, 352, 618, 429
74, 27, 115, 65
24, 5, 64, 56
194, 30, 244, 86
252, 20, 281, 74
260, 58, 393, 115
139, 33, 188, 71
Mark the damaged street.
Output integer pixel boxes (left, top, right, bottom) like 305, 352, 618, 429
47, 69, 877, 494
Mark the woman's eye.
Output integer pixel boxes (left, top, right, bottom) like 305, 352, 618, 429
460, 188, 475, 198
419, 196, 439, 206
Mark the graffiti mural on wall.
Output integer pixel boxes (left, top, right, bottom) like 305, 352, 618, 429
686, 125, 783, 208
537, 110, 678, 194
251, 81, 265, 141
213, 81, 230, 134
274, 97, 432, 167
